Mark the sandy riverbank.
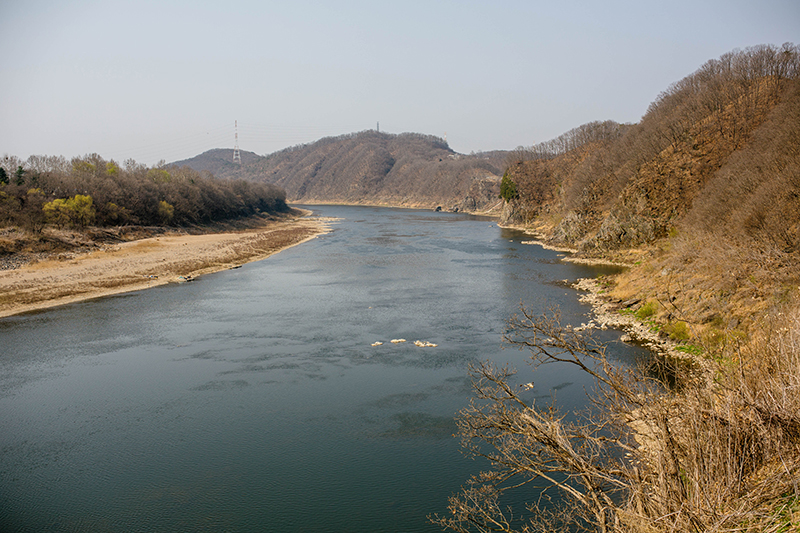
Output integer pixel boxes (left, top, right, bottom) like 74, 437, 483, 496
0, 214, 331, 319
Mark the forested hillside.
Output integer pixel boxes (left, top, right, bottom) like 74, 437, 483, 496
502, 43, 800, 334
176, 131, 508, 212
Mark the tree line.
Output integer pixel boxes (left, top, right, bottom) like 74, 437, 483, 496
0, 153, 288, 231
507, 119, 630, 163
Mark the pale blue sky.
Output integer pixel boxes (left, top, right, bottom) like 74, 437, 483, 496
1, 0, 798, 165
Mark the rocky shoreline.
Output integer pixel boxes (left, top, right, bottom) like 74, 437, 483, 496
572, 277, 700, 365
490, 220, 697, 364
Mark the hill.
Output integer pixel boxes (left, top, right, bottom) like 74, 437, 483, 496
501, 43, 800, 339
173, 132, 508, 212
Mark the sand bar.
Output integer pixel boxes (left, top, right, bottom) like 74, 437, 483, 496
0, 214, 331, 319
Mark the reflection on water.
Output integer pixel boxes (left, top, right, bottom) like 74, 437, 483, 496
0, 205, 645, 532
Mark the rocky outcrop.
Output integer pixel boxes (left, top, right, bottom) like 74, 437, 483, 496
450, 175, 502, 213
585, 205, 661, 250
550, 211, 586, 245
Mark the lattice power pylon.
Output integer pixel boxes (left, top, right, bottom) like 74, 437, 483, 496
233, 120, 242, 165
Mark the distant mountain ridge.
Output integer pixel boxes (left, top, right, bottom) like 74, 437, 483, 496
171, 131, 509, 212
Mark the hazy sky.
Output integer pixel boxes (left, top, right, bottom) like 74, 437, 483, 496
1, 0, 798, 165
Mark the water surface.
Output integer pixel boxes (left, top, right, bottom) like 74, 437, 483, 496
1, 205, 643, 532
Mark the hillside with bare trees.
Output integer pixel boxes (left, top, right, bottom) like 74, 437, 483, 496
500, 43, 800, 333
175, 131, 509, 212
436, 44, 800, 533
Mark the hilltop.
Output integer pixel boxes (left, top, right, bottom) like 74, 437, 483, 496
171, 148, 263, 178
173, 131, 509, 213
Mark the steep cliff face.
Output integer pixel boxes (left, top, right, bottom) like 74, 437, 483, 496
449, 175, 503, 213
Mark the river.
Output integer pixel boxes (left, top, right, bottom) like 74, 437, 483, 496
0, 205, 645, 532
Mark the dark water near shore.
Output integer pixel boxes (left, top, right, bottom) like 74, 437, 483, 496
0, 205, 644, 532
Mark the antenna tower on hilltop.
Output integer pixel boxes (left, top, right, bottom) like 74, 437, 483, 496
233, 120, 242, 165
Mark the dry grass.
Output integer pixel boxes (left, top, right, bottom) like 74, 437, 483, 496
633, 307, 800, 532
433, 306, 800, 533
606, 230, 800, 356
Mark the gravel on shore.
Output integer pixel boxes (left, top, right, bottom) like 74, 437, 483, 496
573, 277, 702, 365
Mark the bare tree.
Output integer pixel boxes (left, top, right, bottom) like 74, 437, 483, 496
432, 307, 800, 533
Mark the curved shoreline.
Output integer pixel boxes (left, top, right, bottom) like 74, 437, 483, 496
0, 214, 331, 319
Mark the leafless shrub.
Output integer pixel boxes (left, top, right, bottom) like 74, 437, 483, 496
432, 307, 800, 532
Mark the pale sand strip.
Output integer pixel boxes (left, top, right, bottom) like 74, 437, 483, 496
0, 215, 332, 319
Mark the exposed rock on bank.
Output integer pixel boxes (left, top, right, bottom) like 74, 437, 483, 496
573, 277, 699, 365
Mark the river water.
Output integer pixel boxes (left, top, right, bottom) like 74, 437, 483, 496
0, 205, 644, 532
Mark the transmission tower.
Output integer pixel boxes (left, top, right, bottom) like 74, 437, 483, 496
233, 120, 242, 165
